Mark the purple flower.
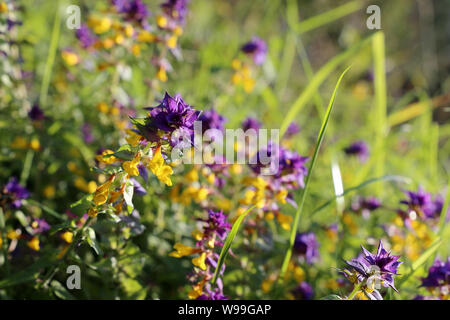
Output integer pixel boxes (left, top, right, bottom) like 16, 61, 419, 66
242, 117, 261, 132
250, 143, 309, 190
420, 258, 449, 289
2, 177, 30, 209
130, 178, 147, 196
201, 210, 231, 241
284, 122, 300, 138
112, 0, 150, 24
351, 196, 381, 218
75, 24, 97, 48
140, 92, 200, 143
198, 108, 226, 133
400, 187, 445, 220
344, 241, 402, 292
291, 282, 314, 300
82, 123, 94, 144
241, 37, 267, 65
344, 140, 369, 162
28, 104, 46, 121
161, 0, 189, 25
31, 218, 50, 234
293, 232, 320, 264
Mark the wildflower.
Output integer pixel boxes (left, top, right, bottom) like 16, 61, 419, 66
276, 212, 293, 230
169, 243, 200, 257
342, 240, 402, 296
61, 49, 80, 66
27, 237, 40, 251
242, 117, 261, 132
88, 207, 98, 218
123, 153, 141, 177
28, 104, 46, 121
131, 178, 146, 196
96, 149, 118, 164
1, 177, 30, 209
419, 257, 449, 299
351, 196, 381, 218
293, 232, 320, 264
82, 123, 94, 144
61, 231, 73, 244
400, 187, 446, 221
291, 282, 314, 300
343, 140, 369, 162
0, 2, 8, 13
192, 252, 207, 270
241, 37, 267, 65
147, 146, 173, 186
93, 176, 115, 205
112, 0, 150, 25
31, 219, 50, 234
88, 16, 112, 34
198, 108, 227, 135
284, 122, 300, 138
161, 0, 189, 25
75, 24, 97, 48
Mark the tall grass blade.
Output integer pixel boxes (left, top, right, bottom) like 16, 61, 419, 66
211, 205, 256, 285
280, 35, 373, 135
372, 32, 387, 196
278, 67, 351, 281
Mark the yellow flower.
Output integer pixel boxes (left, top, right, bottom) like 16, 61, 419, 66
0, 2, 8, 13
114, 33, 124, 44
27, 237, 40, 251
123, 153, 141, 177
156, 66, 168, 82
61, 50, 80, 66
188, 281, 205, 299
97, 102, 109, 113
166, 35, 177, 49
156, 15, 167, 28
169, 243, 199, 258
96, 149, 117, 164
147, 147, 173, 186
89, 16, 112, 34
7, 229, 20, 240
125, 130, 141, 147
43, 185, 55, 198
137, 30, 156, 42
276, 212, 293, 231
293, 266, 305, 282
29, 138, 40, 151
102, 37, 114, 49
192, 252, 207, 270
93, 179, 113, 206
88, 207, 98, 218
124, 24, 134, 37
232, 59, 242, 70
185, 169, 198, 182
275, 189, 288, 204
191, 230, 204, 241
0, 234, 2, 247
11, 136, 28, 149
61, 231, 73, 244
173, 26, 183, 36
131, 44, 141, 57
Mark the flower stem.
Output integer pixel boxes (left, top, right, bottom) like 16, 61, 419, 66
347, 282, 363, 300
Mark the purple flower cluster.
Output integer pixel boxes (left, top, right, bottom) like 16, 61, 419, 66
75, 24, 97, 48
200, 210, 231, 243
344, 140, 369, 162
1, 177, 30, 209
291, 281, 314, 300
420, 257, 449, 289
241, 117, 261, 132
250, 143, 309, 190
161, 0, 190, 25
31, 218, 50, 234
293, 232, 320, 264
400, 187, 446, 220
139, 92, 200, 145
351, 196, 381, 218
28, 104, 46, 121
241, 37, 267, 65
112, 0, 150, 24
343, 241, 402, 295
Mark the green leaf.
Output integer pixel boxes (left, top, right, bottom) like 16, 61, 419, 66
50, 280, 76, 300
70, 194, 93, 213
129, 117, 146, 127
85, 227, 103, 256
279, 66, 351, 281
211, 205, 255, 285
0, 256, 55, 289
123, 182, 134, 214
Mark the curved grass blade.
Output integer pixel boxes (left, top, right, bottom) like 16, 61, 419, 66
311, 175, 410, 215
280, 35, 374, 135
278, 66, 351, 281
211, 205, 255, 285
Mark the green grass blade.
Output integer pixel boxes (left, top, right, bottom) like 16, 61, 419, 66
397, 237, 442, 289
278, 66, 350, 281
280, 35, 373, 135
39, 1, 61, 107
292, 1, 364, 34
311, 175, 411, 215
372, 32, 387, 195
438, 177, 450, 235
211, 205, 256, 285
